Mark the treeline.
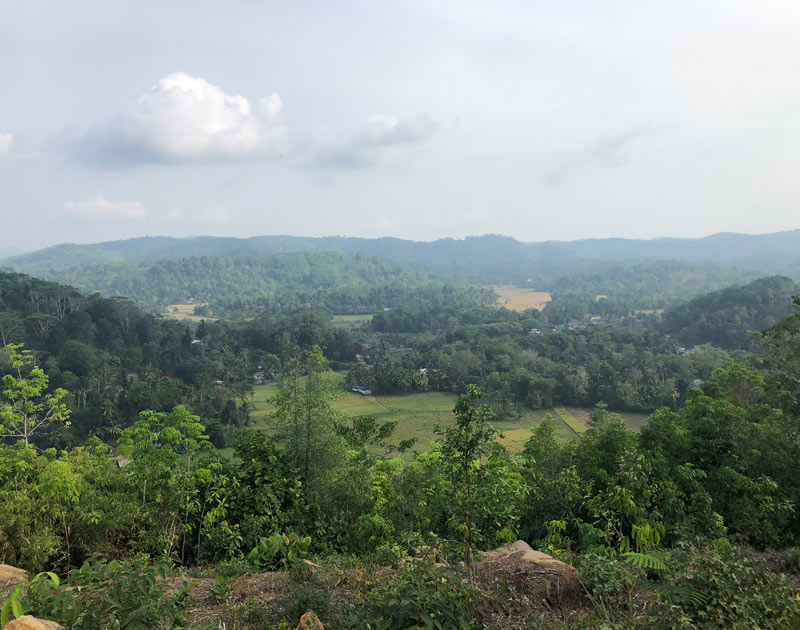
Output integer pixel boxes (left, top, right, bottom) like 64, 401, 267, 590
343, 276, 798, 415
17, 251, 436, 316
662, 275, 798, 350
0, 271, 255, 445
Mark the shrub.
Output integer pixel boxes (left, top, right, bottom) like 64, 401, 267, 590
11, 560, 194, 629
648, 539, 800, 630
342, 561, 483, 630
247, 533, 311, 570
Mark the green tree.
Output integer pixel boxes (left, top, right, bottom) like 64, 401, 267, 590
117, 405, 212, 563
271, 345, 344, 508
0, 344, 70, 447
438, 384, 497, 568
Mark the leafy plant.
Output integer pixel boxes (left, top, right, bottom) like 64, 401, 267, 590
1, 572, 60, 626
344, 561, 483, 630
247, 532, 311, 570
211, 574, 230, 604
20, 560, 194, 629
649, 539, 800, 630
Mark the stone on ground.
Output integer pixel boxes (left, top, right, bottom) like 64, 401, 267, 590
3, 616, 62, 630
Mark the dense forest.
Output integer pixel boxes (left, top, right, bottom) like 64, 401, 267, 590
2, 255, 800, 629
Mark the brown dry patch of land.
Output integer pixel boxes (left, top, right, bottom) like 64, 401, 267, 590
164, 303, 217, 322
488, 286, 552, 311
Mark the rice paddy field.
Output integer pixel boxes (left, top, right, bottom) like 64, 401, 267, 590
487, 286, 552, 311
247, 381, 651, 456
164, 303, 217, 321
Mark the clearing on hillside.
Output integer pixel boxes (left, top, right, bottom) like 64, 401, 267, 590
488, 286, 552, 311
331, 314, 374, 329
165, 303, 217, 322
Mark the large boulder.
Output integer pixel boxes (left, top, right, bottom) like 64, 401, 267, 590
0, 565, 28, 590
3, 616, 62, 630
0, 565, 29, 600
473, 540, 581, 608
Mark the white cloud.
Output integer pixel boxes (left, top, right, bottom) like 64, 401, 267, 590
63, 196, 146, 219
0, 133, 12, 153
313, 114, 439, 169
81, 72, 286, 164
166, 208, 183, 220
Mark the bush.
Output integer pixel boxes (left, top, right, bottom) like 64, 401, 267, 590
342, 561, 484, 630
648, 539, 800, 630
578, 552, 631, 602
13, 560, 194, 629
247, 533, 311, 570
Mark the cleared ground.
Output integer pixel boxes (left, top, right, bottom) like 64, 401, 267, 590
487, 286, 552, 311
249, 383, 651, 454
165, 303, 217, 322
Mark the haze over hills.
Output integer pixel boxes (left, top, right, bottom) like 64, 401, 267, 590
4, 229, 800, 275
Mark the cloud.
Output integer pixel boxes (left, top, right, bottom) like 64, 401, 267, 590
312, 114, 439, 169
0, 134, 12, 153
78, 72, 285, 166
541, 127, 653, 186
63, 196, 146, 219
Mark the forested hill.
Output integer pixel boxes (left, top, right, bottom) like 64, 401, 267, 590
25, 251, 429, 307
662, 275, 800, 350
5, 229, 800, 281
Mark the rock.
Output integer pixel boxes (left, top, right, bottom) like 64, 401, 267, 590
473, 540, 581, 607
3, 616, 62, 630
297, 610, 324, 630
0, 565, 28, 590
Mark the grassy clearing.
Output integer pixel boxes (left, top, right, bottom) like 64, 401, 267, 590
487, 286, 552, 311
248, 383, 651, 455
554, 407, 587, 434
331, 314, 374, 330
165, 303, 217, 322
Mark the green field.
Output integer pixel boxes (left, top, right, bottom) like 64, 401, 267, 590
331, 314, 374, 329
248, 383, 651, 454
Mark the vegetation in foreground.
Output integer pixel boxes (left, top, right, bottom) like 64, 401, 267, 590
2, 265, 800, 627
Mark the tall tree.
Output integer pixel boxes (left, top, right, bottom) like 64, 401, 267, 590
438, 384, 497, 569
0, 344, 70, 447
271, 345, 344, 508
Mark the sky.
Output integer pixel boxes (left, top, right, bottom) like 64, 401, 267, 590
2, 0, 800, 251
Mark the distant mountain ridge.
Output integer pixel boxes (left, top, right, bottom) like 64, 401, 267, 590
4, 230, 800, 277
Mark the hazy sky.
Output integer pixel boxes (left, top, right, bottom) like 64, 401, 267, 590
2, 1, 800, 250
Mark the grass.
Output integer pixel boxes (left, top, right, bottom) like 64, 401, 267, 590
331, 314, 374, 330
247, 382, 652, 456
486, 286, 552, 312
554, 407, 587, 434
165, 303, 217, 322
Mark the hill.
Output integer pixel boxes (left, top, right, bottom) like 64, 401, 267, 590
5, 229, 800, 282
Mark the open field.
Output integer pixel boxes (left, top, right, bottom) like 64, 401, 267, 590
248, 383, 651, 455
164, 303, 217, 322
487, 286, 552, 311
331, 314, 374, 329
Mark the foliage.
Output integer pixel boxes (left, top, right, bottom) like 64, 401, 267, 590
343, 561, 483, 630
437, 384, 497, 566
247, 533, 311, 571
0, 344, 70, 447
648, 539, 800, 630
10, 560, 194, 629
